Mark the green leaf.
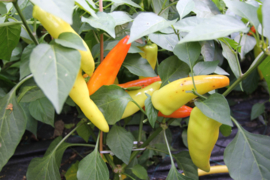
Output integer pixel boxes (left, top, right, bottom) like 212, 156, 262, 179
30, 43, 81, 114
220, 41, 241, 79
214, 66, 229, 75
65, 161, 79, 180
0, 2, 7, 14
174, 16, 202, 32
149, 33, 178, 51
234, 34, 256, 59
181, 129, 188, 148
259, 56, 270, 93
77, 137, 109, 180
224, 125, 270, 180
173, 42, 201, 68
220, 124, 232, 137
179, 15, 249, 44
151, 0, 169, 19
145, 94, 158, 128
224, 0, 259, 29
20, 44, 35, 80
123, 54, 157, 77
0, 92, 27, 171
26, 137, 71, 180
106, 125, 134, 164
109, 0, 142, 11
29, 97, 55, 127
31, 0, 74, 24
173, 151, 198, 180
76, 120, 92, 142
251, 103, 265, 120
55, 32, 87, 51
167, 166, 193, 180
91, 85, 132, 124
130, 164, 148, 179
82, 12, 116, 38
0, 24, 21, 60
219, 37, 239, 52
20, 87, 45, 103
201, 41, 215, 62
0, 88, 6, 98
192, 0, 220, 17
75, 0, 97, 18
193, 61, 219, 75
263, 0, 270, 45
20, 102, 38, 137
158, 55, 190, 87
128, 12, 177, 43
195, 93, 232, 126
176, 0, 195, 20
109, 11, 133, 26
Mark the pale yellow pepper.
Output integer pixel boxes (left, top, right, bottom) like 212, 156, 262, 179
121, 81, 161, 119
69, 70, 109, 132
151, 75, 230, 115
33, 6, 95, 76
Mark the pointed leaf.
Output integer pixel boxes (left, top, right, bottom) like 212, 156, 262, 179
167, 165, 193, 180
55, 32, 87, 51
152, 0, 169, 19
91, 85, 133, 124
20, 44, 35, 80
262, 0, 270, 42
224, 126, 270, 179
251, 103, 265, 120
195, 93, 232, 126
224, 0, 259, 29
82, 12, 116, 38
29, 97, 55, 127
145, 94, 158, 128
109, 0, 141, 11
109, 11, 133, 26
0, 92, 27, 171
158, 55, 190, 87
130, 164, 148, 179
193, 60, 219, 75
30, 43, 81, 114
75, 0, 97, 18
106, 125, 134, 164
123, 54, 157, 77
128, 12, 177, 43
176, 0, 195, 20
173, 42, 201, 68
31, 0, 74, 24
65, 161, 79, 180
174, 16, 203, 32
149, 33, 178, 51
0, 24, 21, 60
234, 34, 256, 59
179, 15, 249, 43
173, 151, 198, 180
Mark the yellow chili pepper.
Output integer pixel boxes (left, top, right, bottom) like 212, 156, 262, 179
188, 107, 222, 172
151, 75, 230, 115
32, 5, 95, 76
121, 81, 162, 119
138, 43, 158, 79
69, 70, 109, 132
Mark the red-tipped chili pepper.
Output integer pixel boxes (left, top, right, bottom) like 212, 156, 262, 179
143, 105, 192, 118
118, 76, 161, 89
247, 26, 256, 36
87, 35, 131, 95
158, 105, 192, 118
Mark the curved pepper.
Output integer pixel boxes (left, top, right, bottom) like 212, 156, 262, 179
143, 105, 192, 118
158, 105, 192, 118
87, 36, 131, 95
122, 81, 162, 119
247, 26, 256, 36
32, 6, 95, 76
151, 75, 229, 115
118, 76, 161, 89
138, 43, 158, 79
69, 69, 109, 132
187, 107, 221, 172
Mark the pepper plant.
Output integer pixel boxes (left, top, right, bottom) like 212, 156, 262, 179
0, 0, 270, 180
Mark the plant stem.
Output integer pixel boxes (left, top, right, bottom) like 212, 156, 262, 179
0, 21, 40, 27
121, 118, 175, 170
163, 130, 174, 165
158, 2, 177, 16
104, 153, 116, 169
12, 1, 38, 45
223, 52, 268, 97
70, 143, 96, 148
138, 112, 144, 143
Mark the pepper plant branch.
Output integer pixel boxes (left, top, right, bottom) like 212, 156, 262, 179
164, 130, 174, 166
121, 118, 175, 170
137, 112, 144, 143
222, 52, 268, 97
12, 1, 39, 45
104, 153, 116, 170
0, 21, 40, 27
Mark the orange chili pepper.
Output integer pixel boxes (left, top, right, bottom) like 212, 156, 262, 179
143, 105, 192, 118
87, 36, 131, 95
